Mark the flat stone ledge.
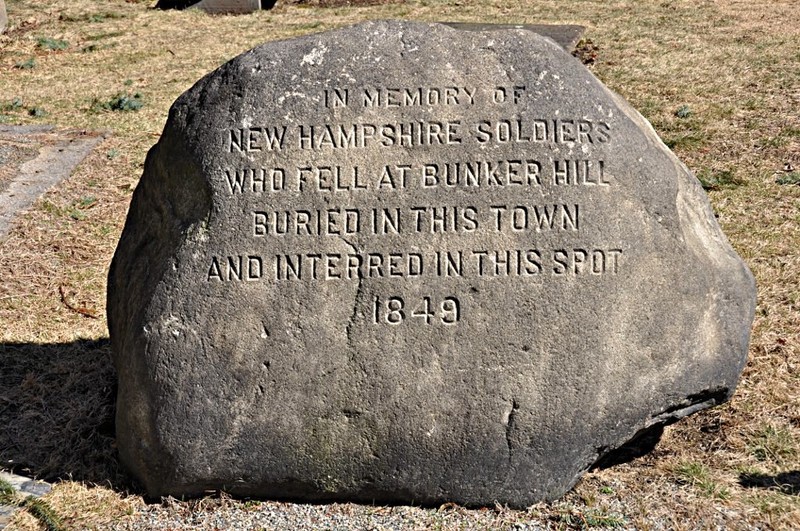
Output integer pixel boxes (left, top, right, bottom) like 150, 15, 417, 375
0, 126, 107, 241
0, 471, 52, 529
156, 0, 276, 13
0, 0, 7, 35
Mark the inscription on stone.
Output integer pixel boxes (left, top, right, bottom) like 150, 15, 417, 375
108, 21, 756, 509
212, 83, 618, 298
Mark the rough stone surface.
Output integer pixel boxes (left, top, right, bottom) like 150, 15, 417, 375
0, 126, 106, 240
0, 472, 52, 529
442, 23, 585, 52
0, 0, 7, 35
156, 0, 270, 13
108, 20, 756, 508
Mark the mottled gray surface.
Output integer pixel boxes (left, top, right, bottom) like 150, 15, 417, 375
108, 20, 756, 508
0, 0, 7, 35
156, 0, 270, 13
442, 22, 585, 51
0, 127, 106, 240
191, 0, 261, 13
0, 472, 51, 529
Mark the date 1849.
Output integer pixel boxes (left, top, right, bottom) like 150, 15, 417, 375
373, 296, 460, 325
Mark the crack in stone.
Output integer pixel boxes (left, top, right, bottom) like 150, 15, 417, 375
504, 398, 520, 461
398, 30, 407, 56
346, 275, 364, 347
341, 236, 363, 355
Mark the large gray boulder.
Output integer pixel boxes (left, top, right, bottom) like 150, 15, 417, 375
107, 20, 756, 507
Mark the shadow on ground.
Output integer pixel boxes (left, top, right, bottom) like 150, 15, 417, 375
0, 339, 128, 489
739, 471, 800, 496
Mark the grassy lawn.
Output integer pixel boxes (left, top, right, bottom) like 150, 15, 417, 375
1, 0, 798, 528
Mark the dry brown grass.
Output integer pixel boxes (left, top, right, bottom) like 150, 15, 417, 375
1, 0, 798, 528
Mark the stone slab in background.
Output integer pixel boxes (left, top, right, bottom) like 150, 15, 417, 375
192, 0, 261, 13
443, 22, 585, 52
0, 126, 106, 240
156, 0, 275, 13
0, 0, 7, 35
108, 20, 756, 508
0, 471, 52, 529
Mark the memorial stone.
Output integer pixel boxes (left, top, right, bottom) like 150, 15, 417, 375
107, 20, 756, 507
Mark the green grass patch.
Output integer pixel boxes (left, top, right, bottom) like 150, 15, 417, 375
697, 169, 745, 191
77, 196, 97, 208
68, 208, 86, 221
763, 127, 800, 149
555, 505, 627, 528
664, 133, 706, 151
745, 492, 800, 524
0, 98, 24, 112
67, 196, 98, 220
22, 497, 64, 531
0, 478, 15, 503
776, 172, 800, 185
85, 31, 125, 42
15, 58, 37, 70
37, 37, 70, 51
90, 92, 144, 113
81, 43, 118, 53
28, 107, 48, 118
675, 104, 692, 118
60, 11, 126, 23
292, 21, 324, 30
674, 461, 731, 499
0, 98, 48, 119
748, 424, 798, 465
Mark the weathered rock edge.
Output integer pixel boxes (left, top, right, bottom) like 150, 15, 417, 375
108, 20, 756, 508
0, 0, 7, 35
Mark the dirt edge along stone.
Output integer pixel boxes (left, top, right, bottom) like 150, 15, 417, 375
107, 20, 756, 508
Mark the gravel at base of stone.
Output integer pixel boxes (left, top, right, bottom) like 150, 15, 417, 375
109, 501, 552, 530
105, 497, 756, 531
